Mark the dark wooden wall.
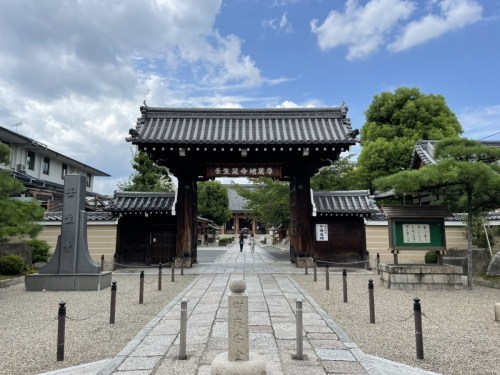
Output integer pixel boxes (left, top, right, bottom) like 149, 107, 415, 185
312, 216, 366, 266
116, 215, 176, 265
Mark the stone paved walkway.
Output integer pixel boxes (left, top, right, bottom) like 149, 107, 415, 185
45, 244, 440, 375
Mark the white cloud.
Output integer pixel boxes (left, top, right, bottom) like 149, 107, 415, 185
388, 0, 483, 52
262, 12, 293, 33
310, 0, 414, 60
276, 100, 318, 108
457, 104, 500, 141
311, 0, 483, 59
0, 0, 270, 194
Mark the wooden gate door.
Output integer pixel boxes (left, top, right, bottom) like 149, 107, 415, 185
150, 226, 176, 265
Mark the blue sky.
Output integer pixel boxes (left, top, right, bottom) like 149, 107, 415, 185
0, 0, 498, 195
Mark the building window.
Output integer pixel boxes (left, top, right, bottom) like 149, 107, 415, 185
61, 164, 67, 179
42, 157, 50, 175
27, 151, 35, 170
86, 173, 92, 188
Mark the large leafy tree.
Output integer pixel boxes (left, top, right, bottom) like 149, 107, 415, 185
198, 181, 231, 226
0, 144, 45, 242
118, 150, 174, 192
358, 87, 463, 190
374, 138, 500, 288
311, 154, 363, 191
233, 178, 290, 229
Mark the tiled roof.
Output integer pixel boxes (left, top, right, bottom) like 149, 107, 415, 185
105, 191, 175, 213
445, 211, 500, 221
411, 140, 437, 168
44, 212, 115, 221
313, 190, 380, 215
411, 139, 500, 169
227, 185, 252, 212
128, 106, 354, 145
382, 205, 452, 218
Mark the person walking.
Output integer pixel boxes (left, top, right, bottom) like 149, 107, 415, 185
249, 233, 256, 253
239, 232, 244, 252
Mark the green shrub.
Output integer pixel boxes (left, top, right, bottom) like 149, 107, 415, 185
0, 255, 25, 275
25, 239, 51, 263
424, 251, 438, 264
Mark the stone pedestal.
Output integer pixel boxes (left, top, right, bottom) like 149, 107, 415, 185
175, 257, 192, 268
212, 279, 266, 374
379, 264, 465, 290
25, 272, 112, 291
296, 257, 314, 269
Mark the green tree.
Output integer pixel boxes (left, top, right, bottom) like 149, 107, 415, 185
358, 87, 463, 190
118, 150, 174, 192
198, 181, 231, 226
374, 138, 500, 288
233, 178, 290, 229
311, 154, 363, 191
0, 144, 45, 242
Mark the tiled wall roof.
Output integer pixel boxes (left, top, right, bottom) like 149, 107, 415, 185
105, 191, 175, 213
313, 190, 380, 215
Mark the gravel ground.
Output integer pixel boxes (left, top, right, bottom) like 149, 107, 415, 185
0, 272, 195, 375
292, 273, 500, 375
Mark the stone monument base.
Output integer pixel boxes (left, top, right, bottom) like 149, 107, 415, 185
175, 257, 192, 268
296, 257, 314, 268
379, 264, 464, 290
212, 352, 266, 375
25, 272, 112, 291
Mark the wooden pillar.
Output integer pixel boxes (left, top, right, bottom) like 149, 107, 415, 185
235, 214, 240, 235
290, 166, 312, 261
175, 170, 198, 264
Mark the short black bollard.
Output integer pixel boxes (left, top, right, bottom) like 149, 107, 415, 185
179, 299, 188, 360
376, 253, 380, 275
158, 263, 163, 291
342, 269, 348, 303
171, 260, 175, 282
304, 258, 308, 275
325, 264, 330, 291
414, 298, 424, 359
181, 257, 184, 275
110, 281, 117, 324
368, 279, 375, 323
139, 271, 144, 304
57, 301, 66, 361
313, 260, 317, 282
101, 254, 105, 272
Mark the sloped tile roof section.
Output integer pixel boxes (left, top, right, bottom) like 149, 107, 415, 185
106, 191, 175, 213
45, 212, 115, 221
128, 106, 354, 145
411, 139, 500, 169
313, 190, 380, 215
382, 205, 452, 218
411, 140, 437, 168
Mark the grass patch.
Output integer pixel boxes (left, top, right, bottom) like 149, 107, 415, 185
479, 274, 500, 282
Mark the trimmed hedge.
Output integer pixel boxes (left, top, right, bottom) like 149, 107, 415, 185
424, 251, 438, 264
25, 239, 51, 263
0, 255, 25, 275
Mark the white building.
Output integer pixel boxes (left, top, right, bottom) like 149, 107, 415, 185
0, 125, 109, 210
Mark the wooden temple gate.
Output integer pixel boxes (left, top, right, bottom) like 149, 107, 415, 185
126, 106, 356, 266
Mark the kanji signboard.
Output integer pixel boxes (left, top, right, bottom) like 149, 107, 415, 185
206, 164, 282, 178
316, 224, 328, 241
